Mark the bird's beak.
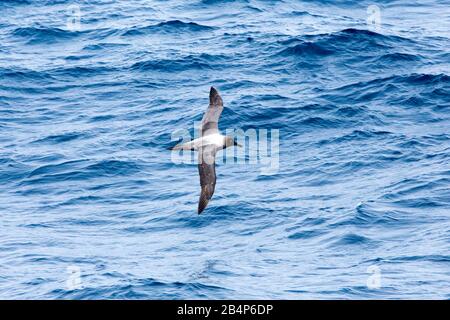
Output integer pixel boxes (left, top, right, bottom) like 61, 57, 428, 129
236, 143, 242, 147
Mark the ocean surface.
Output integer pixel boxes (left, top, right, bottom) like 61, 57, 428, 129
0, 0, 449, 299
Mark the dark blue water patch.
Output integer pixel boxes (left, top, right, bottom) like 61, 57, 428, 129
387, 75, 450, 109
150, 19, 215, 32
130, 54, 226, 72
19, 222, 53, 229
32, 131, 90, 144
287, 10, 324, 18
382, 177, 450, 201
88, 114, 116, 122
49, 65, 120, 77
334, 202, 405, 227
23, 277, 50, 286
331, 159, 375, 175
279, 41, 335, 57
0, 158, 32, 184
50, 278, 231, 299
20, 254, 106, 265
333, 105, 368, 118
395, 138, 432, 149
82, 42, 130, 51
288, 229, 325, 240
320, 73, 450, 107
402, 73, 450, 85
122, 20, 215, 37
325, 78, 394, 101
224, 103, 357, 133
201, 0, 250, 5
11, 26, 82, 44
379, 255, 450, 264
63, 54, 96, 62
374, 52, 422, 63
331, 233, 375, 247
336, 28, 414, 44
83, 160, 142, 176
363, 254, 450, 271
431, 88, 450, 105
26, 159, 90, 178
57, 195, 105, 207
0, 0, 32, 6
19, 160, 143, 186
298, 116, 345, 128
0, 67, 55, 84
317, 129, 394, 146
391, 197, 448, 209
277, 28, 415, 59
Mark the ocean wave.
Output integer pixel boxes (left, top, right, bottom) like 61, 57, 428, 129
19, 160, 142, 186
82, 42, 130, 51
49, 279, 230, 299
288, 229, 325, 240
338, 202, 405, 227
278, 28, 415, 58
321, 73, 450, 107
331, 233, 376, 247
122, 20, 214, 36
11, 26, 81, 44
32, 132, 90, 144
130, 53, 226, 72
374, 52, 421, 63
0, 67, 54, 82
201, 0, 249, 4
0, 0, 32, 6
50, 65, 119, 77
317, 129, 393, 145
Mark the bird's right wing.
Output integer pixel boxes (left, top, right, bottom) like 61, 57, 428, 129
201, 87, 223, 136
197, 144, 217, 214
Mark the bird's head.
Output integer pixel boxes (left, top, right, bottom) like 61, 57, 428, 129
225, 136, 242, 148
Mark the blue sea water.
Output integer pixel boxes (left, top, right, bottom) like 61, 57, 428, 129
0, 0, 449, 299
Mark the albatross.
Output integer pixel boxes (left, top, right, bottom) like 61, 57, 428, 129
171, 87, 241, 214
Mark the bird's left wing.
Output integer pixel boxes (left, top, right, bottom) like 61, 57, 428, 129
201, 87, 223, 136
197, 144, 217, 214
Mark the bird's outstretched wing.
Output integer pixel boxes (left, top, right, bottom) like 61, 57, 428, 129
201, 87, 223, 136
197, 144, 217, 214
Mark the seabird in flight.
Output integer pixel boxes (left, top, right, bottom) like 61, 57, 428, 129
171, 87, 241, 214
